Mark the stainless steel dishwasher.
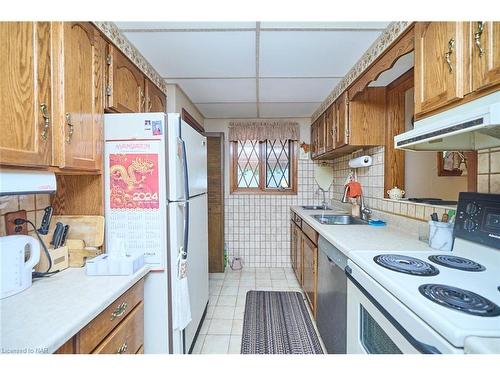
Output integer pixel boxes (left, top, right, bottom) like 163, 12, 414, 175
317, 236, 347, 354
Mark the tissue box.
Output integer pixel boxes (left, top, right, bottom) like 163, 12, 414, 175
86, 253, 144, 276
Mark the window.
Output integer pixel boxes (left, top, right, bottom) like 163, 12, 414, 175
230, 139, 297, 194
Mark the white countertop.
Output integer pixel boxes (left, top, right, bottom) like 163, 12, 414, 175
0, 266, 150, 354
291, 206, 432, 256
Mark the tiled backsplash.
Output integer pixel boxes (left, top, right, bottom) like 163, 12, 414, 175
224, 158, 329, 268
477, 148, 500, 194
329, 146, 461, 222
0, 194, 51, 236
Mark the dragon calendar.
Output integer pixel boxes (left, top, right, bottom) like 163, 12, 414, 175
104, 140, 166, 270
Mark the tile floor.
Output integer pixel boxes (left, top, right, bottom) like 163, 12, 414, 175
192, 267, 306, 354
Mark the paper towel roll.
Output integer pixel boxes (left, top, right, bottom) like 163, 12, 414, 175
348, 155, 373, 168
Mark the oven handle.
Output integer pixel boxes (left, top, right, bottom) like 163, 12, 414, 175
345, 266, 441, 354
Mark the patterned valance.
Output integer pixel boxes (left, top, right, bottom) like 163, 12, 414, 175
228, 121, 299, 142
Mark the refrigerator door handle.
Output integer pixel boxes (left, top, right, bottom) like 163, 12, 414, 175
178, 136, 190, 201
179, 201, 190, 260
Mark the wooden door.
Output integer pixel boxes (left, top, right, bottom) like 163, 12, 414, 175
471, 21, 500, 92
53, 22, 104, 171
107, 45, 145, 113
0, 22, 52, 167
310, 120, 318, 158
414, 22, 468, 117
145, 79, 166, 112
335, 92, 349, 148
301, 234, 317, 317
324, 104, 335, 153
348, 87, 386, 146
293, 222, 302, 284
206, 133, 225, 273
317, 112, 326, 155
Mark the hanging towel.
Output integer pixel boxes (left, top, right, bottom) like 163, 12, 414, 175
173, 252, 192, 331
345, 181, 362, 198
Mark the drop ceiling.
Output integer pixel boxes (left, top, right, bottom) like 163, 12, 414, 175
117, 22, 390, 119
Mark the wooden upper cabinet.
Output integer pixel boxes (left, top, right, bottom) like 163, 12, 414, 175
52, 22, 105, 171
106, 45, 145, 113
414, 22, 468, 118
349, 87, 386, 146
145, 79, 166, 112
324, 104, 335, 153
310, 120, 318, 158
335, 92, 349, 149
471, 21, 500, 92
0, 22, 52, 167
317, 113, 326, 155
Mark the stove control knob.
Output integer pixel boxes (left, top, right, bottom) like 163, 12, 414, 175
464, 219, 476, 231
466, 202, 479, 216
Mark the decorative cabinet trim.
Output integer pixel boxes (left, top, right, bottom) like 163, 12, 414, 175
311, 21, 413, 122
92, 21, 167, 95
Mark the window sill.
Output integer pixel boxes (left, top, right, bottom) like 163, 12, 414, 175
230, 189, 297, 196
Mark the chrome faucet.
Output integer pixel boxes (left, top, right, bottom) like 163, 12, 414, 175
341, 185, 371, 221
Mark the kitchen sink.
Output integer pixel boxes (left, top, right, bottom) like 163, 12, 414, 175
312, 214, 368, 225
301, 205, 333, 210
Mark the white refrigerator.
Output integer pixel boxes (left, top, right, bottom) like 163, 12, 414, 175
104, 112, 208, 354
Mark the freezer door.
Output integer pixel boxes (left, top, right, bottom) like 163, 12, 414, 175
184, 193, 209, 352
104, 112, 166, 141
166, 113, 187, 202
181, 120, 207, 197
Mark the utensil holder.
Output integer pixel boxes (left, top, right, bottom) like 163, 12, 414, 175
428, 221, 454, 251
35, 246, 69, 273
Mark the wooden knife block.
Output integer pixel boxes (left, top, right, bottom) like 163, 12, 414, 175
46, 215, 105, 268
35, 246, 69, 273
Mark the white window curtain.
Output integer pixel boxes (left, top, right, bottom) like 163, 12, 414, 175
228, 121, 299, 142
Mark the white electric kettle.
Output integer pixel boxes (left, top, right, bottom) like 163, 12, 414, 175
1, 235, 40, 299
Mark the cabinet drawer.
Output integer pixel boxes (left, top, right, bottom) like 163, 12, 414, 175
302, 221, 318, 245
92, 302, 144, 354
77, 278, 144, 353
292, 213, 302, 227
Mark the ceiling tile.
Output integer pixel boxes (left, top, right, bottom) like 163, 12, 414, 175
259, 78, 340, 102
369, 52, 414, 87
259, 30, 382, 77
259, 102, 319, 118
260, 22, 390, 29
123, 31, 255, 78
117, 22, 256, 30
169, 78, 256, 103
197, 103, 258, 118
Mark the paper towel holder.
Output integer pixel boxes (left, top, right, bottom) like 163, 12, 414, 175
348, 155, 373, 169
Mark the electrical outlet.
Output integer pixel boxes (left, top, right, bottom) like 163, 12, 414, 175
5, 210, 28, 235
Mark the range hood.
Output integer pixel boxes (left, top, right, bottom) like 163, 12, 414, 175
0, 169, 56, 196
395, 91, 500, 151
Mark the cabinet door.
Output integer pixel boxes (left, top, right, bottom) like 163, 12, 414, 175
53, 22, 104, 171
0, 22, 52, 167
301, 234, 317, 317
414, 22, 468, 117
145, 79, 166, 112
324, 104, 335, 153
107, 45, 145, 113
471, 21, 500, 92
291, 222, 302, 284
335, 92, 349, 149
348, 87, 386, 146
317, 113, 326, 155
310, 121, 318, 158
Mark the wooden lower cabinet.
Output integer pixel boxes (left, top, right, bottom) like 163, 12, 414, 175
55, 278, 144, 354
290, 211, 318, 317
291, 220, 302, 284
302, 234, 318, 318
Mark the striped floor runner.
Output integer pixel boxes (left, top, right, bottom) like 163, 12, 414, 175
241, 291, 324, 354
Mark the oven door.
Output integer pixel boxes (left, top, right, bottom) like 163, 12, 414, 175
346, 260, 460, 354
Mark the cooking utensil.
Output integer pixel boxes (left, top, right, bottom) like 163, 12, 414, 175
51, 222, 64, 248
37, 206, 53, 235
60, 224, 70, 247
430, 213, 439, 222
